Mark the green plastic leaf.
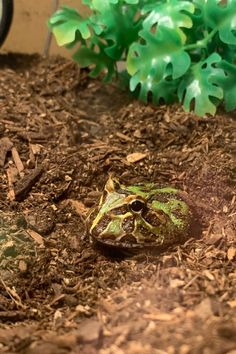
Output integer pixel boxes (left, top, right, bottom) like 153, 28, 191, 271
197, 0, 236, 45
208, 33, 236, 64
142, 0, 194, 42
139, 77, 179, 104
127, 27, 190, 102
108, 0, 159, 4
89, 0, 142, 60
48, 6, 91, 46
73, 44, 116, 82
214, 60, 236, 111
82, 0, 93, 9
109, 0, 139, 4
178, 53, 224, 116
183, 0, 206, 45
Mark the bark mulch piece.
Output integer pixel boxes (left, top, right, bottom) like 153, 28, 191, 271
0, 53, 235, 354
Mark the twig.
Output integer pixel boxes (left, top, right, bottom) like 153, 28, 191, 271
183, 274, 200, 290
0, 278, 27, 309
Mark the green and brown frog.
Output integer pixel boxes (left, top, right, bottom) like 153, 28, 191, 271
87, 176, 200, 253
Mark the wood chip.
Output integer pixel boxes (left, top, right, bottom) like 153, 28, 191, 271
126, 152, 148, 163
170, 279, 185, 288
0, 137, 13, 167
227, 247, 236, 261
133, 129, 142, 138
76, 319, 102, 343
227, 300, 236, 308
18, 260, 28, 273
205, 233, 223, 245
116, 132, 132, 142
26, 229, 44, 246
143, 312, 174, 321
6, 164, 18, 201
11, 147, 24, 177
195, 298, 214, 319
14, 165, 44, 201
30, 143, 43, 155
203, 270, 215, 281
223, 205, 228, 213
0, 311, 27, 322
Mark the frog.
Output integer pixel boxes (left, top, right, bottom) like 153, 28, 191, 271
87, 176, 200, 253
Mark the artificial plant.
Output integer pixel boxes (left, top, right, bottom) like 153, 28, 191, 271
49, 0, 236, 117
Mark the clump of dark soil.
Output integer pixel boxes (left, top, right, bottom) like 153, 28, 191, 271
0, 53, 235, 354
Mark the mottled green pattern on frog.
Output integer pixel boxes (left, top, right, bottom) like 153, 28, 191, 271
88, 176, 198, 251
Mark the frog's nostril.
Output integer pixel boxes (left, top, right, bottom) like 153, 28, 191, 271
129, 200, 145, 213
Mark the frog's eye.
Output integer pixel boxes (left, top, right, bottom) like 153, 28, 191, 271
129, 199, 146, 213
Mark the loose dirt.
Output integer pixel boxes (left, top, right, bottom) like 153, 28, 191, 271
0, 53, 235, 354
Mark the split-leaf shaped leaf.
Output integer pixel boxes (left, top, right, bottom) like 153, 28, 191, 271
127, 27, 190, 102
73, 43, 116, 82
48, 6, 91, 46
214, 60, 236, 112
142, 0, 194, 42
89, 0, 141, 60
109, 0, 139, 4
196, 0, 236, 45
178, 53, 224, 116
139, 77, 179, 104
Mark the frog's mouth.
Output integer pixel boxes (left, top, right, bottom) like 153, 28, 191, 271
91, 211, 167, 247
90, 233, 170, 258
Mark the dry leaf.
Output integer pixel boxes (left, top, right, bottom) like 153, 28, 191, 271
126, 152, 148, 163
67, 199, 88, 215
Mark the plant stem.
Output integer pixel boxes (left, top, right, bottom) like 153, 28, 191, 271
44, 0, 59, 57
184, 28, 218, 51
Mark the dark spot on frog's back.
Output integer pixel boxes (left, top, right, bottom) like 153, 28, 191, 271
176, 190, 196, 210
139, 227, 159, 243
143, 209, 168, 226
171, 207, 187, 220
150, 193, 174, 203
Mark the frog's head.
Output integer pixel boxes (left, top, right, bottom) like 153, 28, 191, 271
88, 176, 195, 251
